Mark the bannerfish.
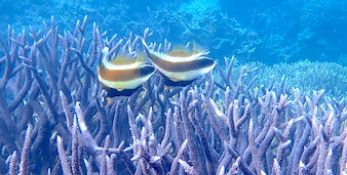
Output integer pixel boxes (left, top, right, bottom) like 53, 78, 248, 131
98, 48, 155, 97
142, 39, 216, 86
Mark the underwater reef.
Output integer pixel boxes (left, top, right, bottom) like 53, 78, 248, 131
2, 0, 347, 64
239, 61, 347, 98
1, 17, 347, 175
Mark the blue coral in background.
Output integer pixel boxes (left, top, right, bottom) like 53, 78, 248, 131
0, 0, 347, 174
1, 0, 347, 64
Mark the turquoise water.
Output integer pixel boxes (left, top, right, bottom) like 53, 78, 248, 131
1, 0, 346, 64
1, 0, 347, 174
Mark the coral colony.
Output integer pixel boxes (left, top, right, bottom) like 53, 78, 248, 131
1, 16, 347, 175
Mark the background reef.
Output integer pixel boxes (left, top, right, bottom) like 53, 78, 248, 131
0, 17, 347, 174
1, 0, 347, 175
1, 0, 347, 64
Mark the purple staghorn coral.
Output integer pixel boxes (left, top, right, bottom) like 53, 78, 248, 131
0, 16, 347, 175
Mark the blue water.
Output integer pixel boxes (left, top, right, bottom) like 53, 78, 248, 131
1, 1, 347, 174
1, 0, 346, 65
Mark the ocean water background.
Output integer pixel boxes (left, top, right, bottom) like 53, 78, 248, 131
1, 0, 347, 65
1, 0, 347, 174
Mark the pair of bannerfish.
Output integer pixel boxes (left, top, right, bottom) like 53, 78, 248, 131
98, 39, 216, 97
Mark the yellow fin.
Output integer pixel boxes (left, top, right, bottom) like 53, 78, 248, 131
111, 54, 136, 65
134, 52, 146, 63
110, 53, 146, 65
191, 41, 207, 54
167, 49, 193, 57
166, 42, 207, 57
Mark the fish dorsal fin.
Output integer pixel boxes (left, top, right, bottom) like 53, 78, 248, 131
110, 52, 148, 65
142, 39, 208, 63
111, 54, 136, 65
191, 41, 207, 54
134, 52, 147, 63
167, 48, 193, 57
162, 49, 208, 63
103, 53, 147, 70
164, 42, 208, 61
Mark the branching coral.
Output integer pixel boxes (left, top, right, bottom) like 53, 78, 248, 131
240, 60, 347, 98
0, 17, 347, 175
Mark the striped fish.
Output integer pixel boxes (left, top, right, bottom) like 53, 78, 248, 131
98, 48, 155, 97
142, 39, 216, 86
